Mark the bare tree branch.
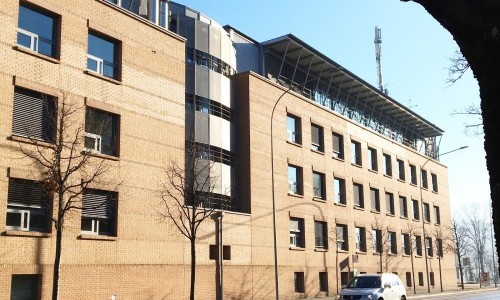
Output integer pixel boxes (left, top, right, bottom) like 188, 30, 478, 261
447, 50, 470, 85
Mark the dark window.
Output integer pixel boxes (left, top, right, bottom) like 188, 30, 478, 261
186, 47, 235, 77
434, 206, 441, 224
372, 229, 382, 253
186, 141, 232, 166
405, 272, 412, 287
319, 272, 328, 292
423, 203, 431, 223
410, 164, 417, 185
383, 153, 392, 176
313, 171, 326, 199
17, 3, 58, 58
294, 272, 305, 293
402, 233, 411, 255
12, 87, 56, 142
431, 173, 438, 192
81, 189, 117, 236
412, 199, 420, 220
288, 165, 303, 195
353, 183, 364, 208
368, 147, 378, 171
355, 227, 367, 252
287, 114, 301, 144
186, 93, 232, 122
388, 231, 397, 254
340, 272, 350, 286
87, 31, 120, 79
370, 188, 380, 212
334, 177, 346, 204
351, 140, 362, 165
311, 124, 324, 152
209, 245, 231, 260
6, 178, 51, 233
332, 132, 344, 159
11, 274, 41, 300
314, 221, 328, 249
418, 272, 424, 286
336, 224, 348, 251
437, 239, 443, 257
397, 159, 405, 181
400, 196, 408, 218
415, 235, 422, 256
85, 107, 120, 157
421, 169, 428, 189
386, 192, 395, 215
290, 218, 305, 248
426, 237, 433, 257
430, 272, 435, 286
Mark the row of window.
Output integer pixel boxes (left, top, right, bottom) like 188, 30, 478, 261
290, 217, 444, 258
287, 114, 439, 192
186, 47, 235, 78
18, 2, 121, 80
288, 165, 441, 223
186, 93, 233, 122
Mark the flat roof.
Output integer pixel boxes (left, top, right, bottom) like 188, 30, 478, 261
261, 34, 444, 138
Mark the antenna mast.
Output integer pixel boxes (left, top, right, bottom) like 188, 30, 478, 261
374, 26, 383, 92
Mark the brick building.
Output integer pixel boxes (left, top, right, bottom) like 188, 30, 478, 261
0, 0, 456, 299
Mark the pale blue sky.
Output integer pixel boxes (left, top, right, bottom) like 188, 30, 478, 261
174, 0, 489, 216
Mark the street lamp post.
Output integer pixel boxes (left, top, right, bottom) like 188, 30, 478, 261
270, 76, 325, 300
419, 146, 467, 293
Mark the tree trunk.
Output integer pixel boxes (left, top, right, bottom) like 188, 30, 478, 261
404, 0, 500, 278
438, 257, 443, 292
457, 253, 464, 290
190, 238, 196, 300
52, 225, 62, 300
411, 248, 416, 294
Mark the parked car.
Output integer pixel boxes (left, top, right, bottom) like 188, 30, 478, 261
337, 273, 407, 300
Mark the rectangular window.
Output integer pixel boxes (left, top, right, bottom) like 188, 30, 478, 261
6, 178, 51, 232
406, 272, 412, 287
430, 272, 435, 286
332, 132, 344, 159
421, 169, 428, 189
290, 218, 305, 248
385, 192, 395, 215
294, 272, 305, 293
434, 206, 441, 224
10, 274, 41, 300
85, 107, 120, 156
209, 245, 231, 260
426, 237, 433, 257
372, 229, 382, 253
353, 183, 364, 208
340, 272, 350, 286
319, 272, 328, 292
313, 171, 326, 199
402, 233, 411, 255
12, 87, 56, 143
17, 3, 59, 58
388, 231, 397, 254
351, 140, 362, 165
431, 173, 438, 192
415, 235, 422, 256
334, 177, 346, 204
383, 153, 392, 176
418, 272, 424, 286
87, 31, 120, 79
355, 227, 367, 252
311, 124, 324, 152
370, 188, 380, 212
336, 224, 348, 251
423, 203, 431, 223
287, 114, 301, 144
314, 221, 328, 249
437, 238, 443, 257
81, 189, 117, 236
399, 196, 408, 218
410, 164, 417, 185
412, 199, 420, 220
397, 159, 405, 181
288, 165, 303, 195
368, 147, 378, 171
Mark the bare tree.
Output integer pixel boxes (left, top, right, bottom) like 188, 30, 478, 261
432, 225, 453, 292
449, 218, 470, 290
403, 221, 421, 294
450, 104, 483, 136
158, 142, 230, 300
464, 207, 491, 287
447, 50, 470, 85
18, 93, 111, 300
371, 215, 400, 273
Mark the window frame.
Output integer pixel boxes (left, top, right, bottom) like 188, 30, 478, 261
311, 123, 324, 152
372, 229, 382, 253
355, 226, 367, 252
350, 140, 362, 165
288, 165, 303, 195
421, 169, 428, 189
294, 272, 305, 293
383, 153, 392, 176
81, 188, 118, 237
367, 147, 378, 171
332, 132, 344, 159
402, 233, 411, 255
412, 199, 420, 220
336, 224, 348, 251
287, 114, 301, 144
423, 202, 431, 223
410, 164, 417, 185
314, 220, 328, 249
425, 237, 433, 257
431, 173, 438, 192
388, 231, 397, 254
10, 274, 41, 300
415, 235, 423, 256
385, 192, 395, 215
312, 171, 326, 200
85, 107, 120, 157
319, 272, 329, 292
399, 196, 408, 218
397, 159, 405, 181
353, 182, 364, 208
334, 177, 346, 205
87, 30, 121, 80
434, 206, 441, 225
290, 217, 305, 248
370, 187, 380, 212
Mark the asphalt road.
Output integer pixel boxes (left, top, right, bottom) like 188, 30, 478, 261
407, 288, 500, 300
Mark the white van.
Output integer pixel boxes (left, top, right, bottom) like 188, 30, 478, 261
337, 273, 407, 300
